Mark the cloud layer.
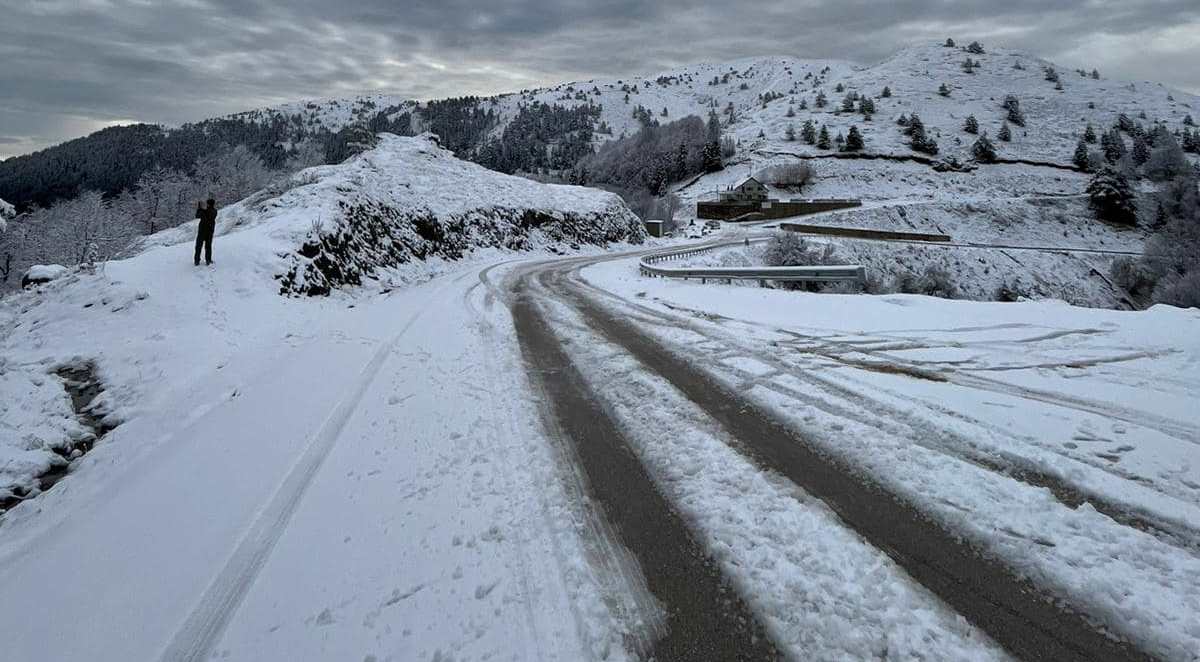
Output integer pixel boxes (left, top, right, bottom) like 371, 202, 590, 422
2, 0, 1198, 158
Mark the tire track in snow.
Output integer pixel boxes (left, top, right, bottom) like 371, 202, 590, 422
538, 255, 1156, 662
507, 260, 783, 661
156, 287, 441, 662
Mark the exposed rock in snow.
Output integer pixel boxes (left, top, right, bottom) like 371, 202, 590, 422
21, 264, 68, 288
0, 197, 13, 232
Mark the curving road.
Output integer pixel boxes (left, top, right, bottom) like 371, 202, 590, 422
499, 246, 1160, 662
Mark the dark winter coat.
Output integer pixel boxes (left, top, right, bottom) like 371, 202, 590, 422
195, 205, 217, 237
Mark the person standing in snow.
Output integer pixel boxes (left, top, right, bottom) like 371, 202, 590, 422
194, 198, 217, 266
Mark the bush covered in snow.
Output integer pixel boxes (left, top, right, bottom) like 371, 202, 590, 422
1087, 167, 1138, 225
1121, 173, 1200, 308
761, 232, 848, 291
890, 265, 959, 298
755, 162, 814, 190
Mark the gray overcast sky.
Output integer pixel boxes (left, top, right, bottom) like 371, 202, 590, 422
2, 0, 1199, 159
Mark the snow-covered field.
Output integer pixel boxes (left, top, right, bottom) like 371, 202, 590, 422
582, 255, 1200, 659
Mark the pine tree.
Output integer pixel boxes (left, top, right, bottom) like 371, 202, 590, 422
1091, 69, 1100, 79
881, 86, 892, 98
1184, 114, 1195, 127
1073, 137, 1091, 170
963, 115, 979, 134
835, 83, 845, 93
904, 114, 939, 155
786, 106, 796, 118
844, 125, 865, 151
799, 98, 808, 110
757, 129, 766, 139
859, 97, 875, 114
1132, 134, 1151, 166
835, 132, 845, 147
1102, 128, 1126, 163
1002, 95, 1026, 127
841, 94, 856, 112
1083, 124, 1097, 143
1086, 167, 1138, 225
961, 58, 975, 74
801, 120, 817, 144
673, 142, 688, 180
939, 83, 951, 96
997, 122, 1012, 142
815, 91, 827, 108
972, 132, 997, 163
817, 125, 831, 149
904, 113, 924, 137
701, 141, 722, 173
944, 38, 956, 47
1153, 201, 1168, 228
785, 124, 796, 141
966, 41, 985, 54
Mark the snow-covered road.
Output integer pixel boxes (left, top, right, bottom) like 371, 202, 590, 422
0, 250, 641, 662
2, 234, 1198, 661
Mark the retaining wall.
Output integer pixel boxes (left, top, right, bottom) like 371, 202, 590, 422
697, 199, 862, 221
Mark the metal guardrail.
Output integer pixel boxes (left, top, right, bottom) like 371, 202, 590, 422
638, 239, 867, 285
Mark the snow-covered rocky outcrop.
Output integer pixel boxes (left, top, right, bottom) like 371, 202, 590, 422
272, 134, 645, 295
142, 133, 645, 295
0, 197, 14, 233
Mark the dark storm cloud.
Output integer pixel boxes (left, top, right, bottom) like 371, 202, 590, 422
2, 0, 1198, 158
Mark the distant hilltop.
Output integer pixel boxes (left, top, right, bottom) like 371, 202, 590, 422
2, 39, 1197, 211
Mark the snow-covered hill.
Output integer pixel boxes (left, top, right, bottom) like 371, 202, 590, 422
141, 133, 644, 295
1, 133, 642, 504
239, 41, 1197, 169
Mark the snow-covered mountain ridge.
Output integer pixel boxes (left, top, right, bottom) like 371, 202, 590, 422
241, 41, 1198, 168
